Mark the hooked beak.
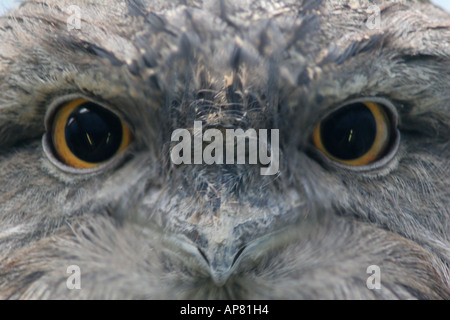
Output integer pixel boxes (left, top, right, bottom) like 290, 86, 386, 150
197, 243, 247, 286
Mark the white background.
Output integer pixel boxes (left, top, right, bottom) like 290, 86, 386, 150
1, 0, 450, 13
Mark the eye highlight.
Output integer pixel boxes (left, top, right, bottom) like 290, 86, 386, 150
312, 101, 392, 166
50, 99, 131, 168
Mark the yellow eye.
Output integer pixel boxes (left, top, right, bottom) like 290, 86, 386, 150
312, 101, 391, 166
51, 99, 132, 168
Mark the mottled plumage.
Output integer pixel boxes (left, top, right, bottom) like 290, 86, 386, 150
0, 0, 448, 299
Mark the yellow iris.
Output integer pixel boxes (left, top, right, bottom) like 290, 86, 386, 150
51, 99, 132, 168
313, 102, 391, 166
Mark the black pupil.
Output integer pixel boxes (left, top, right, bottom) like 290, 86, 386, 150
320, 103, 377, 160
65, 103, 123, 163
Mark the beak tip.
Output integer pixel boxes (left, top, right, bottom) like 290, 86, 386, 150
209, 267, 232, 286
198, 244, 248, 286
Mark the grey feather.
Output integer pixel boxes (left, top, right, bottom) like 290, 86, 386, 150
0, 0, 448, 299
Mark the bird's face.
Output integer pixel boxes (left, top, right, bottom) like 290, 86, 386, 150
0, 0, 448, 299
